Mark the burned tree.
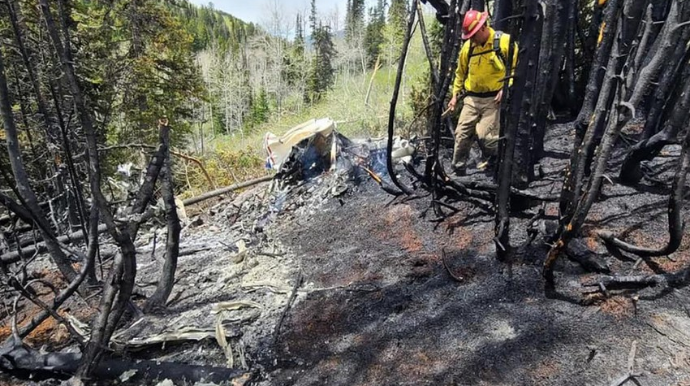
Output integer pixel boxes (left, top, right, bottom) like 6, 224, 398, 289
494, 0, 541, 260
0, 0, 194, 380
144, 121, 181, 312
545, 0, 690, 288
0, 48, 77, 283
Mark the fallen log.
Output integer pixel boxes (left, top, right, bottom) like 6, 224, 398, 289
182, 175, 273, 206
0, 224, 108, 265
0, 342, 249, 384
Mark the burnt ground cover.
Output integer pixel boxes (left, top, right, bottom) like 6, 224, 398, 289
262, 122, 690, 385
2, 122, 690, 386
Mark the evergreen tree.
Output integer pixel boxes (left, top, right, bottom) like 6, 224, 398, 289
387, 0, 407, 44
306, 22, 336, 103
309, 0, 317, 35
283, 13, 307, 88
346, 0, 366, 42
247, 87, 269, 129
382, 0, 407, 65
364, 1, 387, 68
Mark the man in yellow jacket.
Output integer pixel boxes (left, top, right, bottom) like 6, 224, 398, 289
447, 10, 517, 175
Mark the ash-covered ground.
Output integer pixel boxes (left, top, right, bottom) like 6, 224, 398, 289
2, 123, 690, 386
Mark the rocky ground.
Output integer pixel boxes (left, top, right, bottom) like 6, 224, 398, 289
2, 123, 690, 385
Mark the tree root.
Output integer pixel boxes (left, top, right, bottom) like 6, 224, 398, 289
441, 248, 465, 282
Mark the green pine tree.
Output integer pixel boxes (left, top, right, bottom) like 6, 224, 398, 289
346, 0, 366, 42
364, 1, 387, 68
306, 23, 336, 103
387, 0, 407, 44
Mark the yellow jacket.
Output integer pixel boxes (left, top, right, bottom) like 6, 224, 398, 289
452, 28, 518, 97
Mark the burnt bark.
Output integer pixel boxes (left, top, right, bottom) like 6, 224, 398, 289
144, 123, 180, 312
583, 1, 605, 63
626, 4, 654, 94
620, 75, 690, 185
495, 0, 541, 260
127, 138, 167, 237
0, 223, 109, 265
0, 347, 247, 385
417, 1, 439, 88
577, 0, 647, 171
512, 11, 543, 190
386, 0, 418, 196
560, 0, 623, 214
422, 0, 451, 23
0, 193, 35, 227
639, 47, 690, 142
470, 0, 484, 11
425, 0, 460, 188
563, 2, 577, 113
531, 0, 574, 163
492, 0, 513, 32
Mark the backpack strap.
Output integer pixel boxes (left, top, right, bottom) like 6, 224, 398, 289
493, 30, 507, 67
466, 30, 507, 69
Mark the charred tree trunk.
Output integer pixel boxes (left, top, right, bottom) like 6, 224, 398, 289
638, 46, 690, 143
425, 0, 460, 183
559, 0, 623, 215
128, 140, 167, 237
626, 4, 654, 94
492, 0, 513, 33
386, 0, 417, 196
577, 0, 646, 172
470, 0, 484, 11
429, 0, 461, 213
512, 10, 543, 190
563, 2, 577, 114
144, 123, 180, 312
0, 193, 35, 226
583, 1, 605, 64
531, 0, 574, 164
0, 46, 77, 283
495, 0, 541, 259
417, 1, 439, 88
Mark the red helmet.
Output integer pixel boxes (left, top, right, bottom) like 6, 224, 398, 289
462, 10, 488, 40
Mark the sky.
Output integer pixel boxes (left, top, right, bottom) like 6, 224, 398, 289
188, 0, 376, 31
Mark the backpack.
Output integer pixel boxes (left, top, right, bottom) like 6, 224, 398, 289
467, 31, 507, 69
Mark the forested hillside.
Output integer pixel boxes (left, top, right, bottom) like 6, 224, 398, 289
169, 2, 259, 52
